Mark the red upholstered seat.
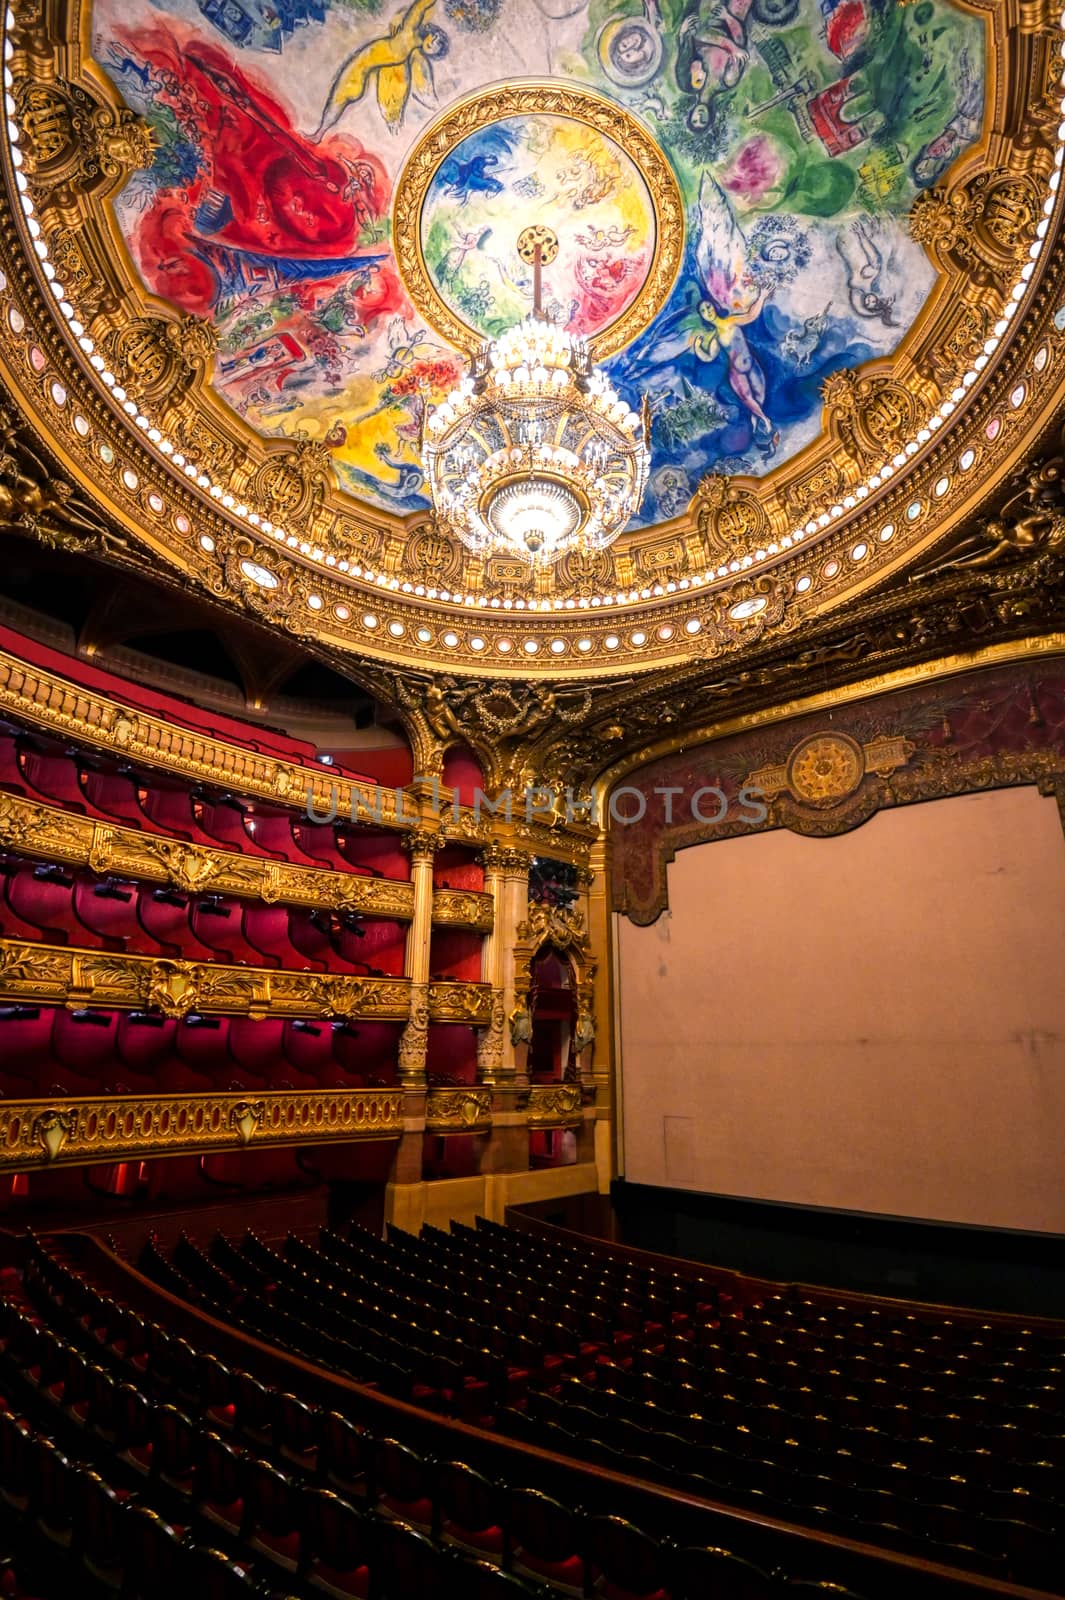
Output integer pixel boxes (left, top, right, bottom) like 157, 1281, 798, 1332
198, 797, 275, 859
18, 746, 103, 816
506, 1487, 586, 1596
116, 1011, 175, 1075
0, 871, 53, 941
301, 1486, 372, 1600
78, 767, 150, 827
0, 1004, 52, 1092
243, 808, 321, 866
72, 877, 166, 955
175, 1017, 233, 1079
137, 890, 216, 961
228, 1018, 291, 1088
288, 910, 348, 972
244, 1458, 301, 1571
52, 1009, 119, 1084
0, 730, 27, 795
284, 1019, 348, 1086
189, 896, 259, 964
5, 864, 78, 944
242, 904, 322, 971
291, 822, 350, 871
139, 783, 217, 844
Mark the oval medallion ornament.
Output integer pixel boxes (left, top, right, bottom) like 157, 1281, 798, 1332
787, 733, 865, 806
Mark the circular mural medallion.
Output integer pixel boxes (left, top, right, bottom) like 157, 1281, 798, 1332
394, 83, 683, 359
787, 733, 865, 806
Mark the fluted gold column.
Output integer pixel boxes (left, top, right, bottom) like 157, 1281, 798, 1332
585, 836, 617, 1192
478, 845, 530, 1085
398, 830, 441, 1088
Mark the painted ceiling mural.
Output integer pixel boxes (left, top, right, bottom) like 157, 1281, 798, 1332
93, 0, 986, 529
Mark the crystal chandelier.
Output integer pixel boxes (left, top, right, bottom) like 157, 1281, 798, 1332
422, 227, 650, 568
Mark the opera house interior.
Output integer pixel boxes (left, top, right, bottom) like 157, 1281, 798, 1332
2, 0, 1065, 1595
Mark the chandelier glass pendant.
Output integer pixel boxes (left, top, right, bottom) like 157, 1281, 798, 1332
422, 226, 650, 568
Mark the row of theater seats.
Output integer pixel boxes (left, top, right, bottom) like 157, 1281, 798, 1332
0, 1235, 873, 1600
0, 860, 405, 972
0, 728, 402, 877
139, 1223, 1065, 1590
0, 1007, 392, 1098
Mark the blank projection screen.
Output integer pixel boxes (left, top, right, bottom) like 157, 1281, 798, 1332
616, 787, 1065, 1232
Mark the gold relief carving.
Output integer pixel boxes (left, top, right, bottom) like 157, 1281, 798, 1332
145, 959, 203, 1020
516, 903, 588, 952
403, 522, 463, 589
431, 889, 494, 930
174, 413, 246, 481
249, 440, 333, 529
16, 79, 154, 197
104, 315, 217, 407
555, 546, 614, 593
526, 1083, 583, 1127
427, 981, 494, 1023
398, 982, 430, 1080
392, 82, 684, 360
297, 973, 411, 1021
0, 1089, 404, 1173
33, 1108, 76, 1163
0, 939, 413, 1020
635, 540, 687, 578
786, 733, 866, 805
748, 730, 915, 808
822, 371, 919, 462
696, 475, 769, 559
786, 461, 845, 518
476, 991, 505, 1081
402, 828, 444, 862
917, 300, 992, 388
479, 846, 531, 875
910, 172, 1041, 284
0, 792, 416, 918
230, 1100, 265, 1146
425, 1088, 492, 1130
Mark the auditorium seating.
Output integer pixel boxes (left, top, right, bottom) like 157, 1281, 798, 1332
0, 1231, 917, 1600
121, 1220, 1065, 1594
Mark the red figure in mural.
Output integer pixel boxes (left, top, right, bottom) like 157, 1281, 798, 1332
120, 21, 392, 314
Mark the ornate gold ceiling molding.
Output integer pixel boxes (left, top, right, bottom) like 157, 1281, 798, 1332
0, 937, 414, 1019
0, 790, 417, 917
0, 1087, 405, 1173
0, 1, 1062, 675
393, 81, 683, 361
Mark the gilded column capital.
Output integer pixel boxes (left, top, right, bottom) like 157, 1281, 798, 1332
478, 846, 532, 875
402, 828, 445, 862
